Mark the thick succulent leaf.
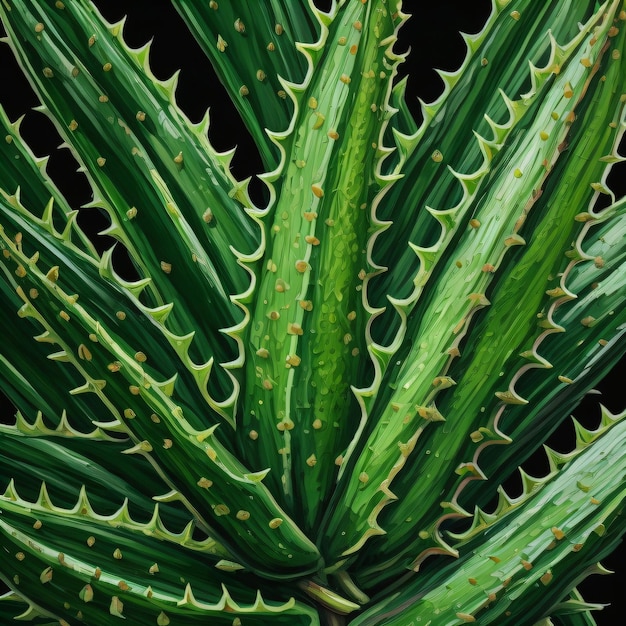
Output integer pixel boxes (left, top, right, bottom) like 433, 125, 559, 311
319, 0, 625, 568
0, 0, 262, 419
236, 0, 407, 529
0, 423, 200, 536
172, 0, 321, 170
350, 408, 626, 625
0, 232, 108, 443
351, 0, 616, 467
349, 23, 626, 584
457, 198, 626, 506
0, 105, 97, 259
0, 489, 319, 625
0, 0, 624, 622
0, 223, 322, 577
0, 476, 225, 558
0, 187, 230, 439
370, 0, 599, 329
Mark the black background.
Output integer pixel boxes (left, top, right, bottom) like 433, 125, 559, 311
0, 1, 624, 623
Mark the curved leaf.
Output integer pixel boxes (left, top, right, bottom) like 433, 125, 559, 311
172, 0, 321, 170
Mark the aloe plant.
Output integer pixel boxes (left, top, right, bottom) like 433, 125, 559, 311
0, 0, 625, 623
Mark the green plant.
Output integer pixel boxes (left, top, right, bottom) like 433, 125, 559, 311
0, 0, 625, 623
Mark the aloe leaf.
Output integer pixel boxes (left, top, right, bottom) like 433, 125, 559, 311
457, 198, 626, 506
0, 188, 230, 438
0, 488, 319, 625
172, 0, 321, 171
320, 0, 625, 568
0, 421, 198, 535
236, 0, 407, 529
349, 20, 626, 585
0, 476, 226, 558
0, 0, 624, 622
351, 408, 626, 625
0, 104, 98, 259
0, 0, 262, 420
2, 185, 316, 567
0, 220, 320, 578
0, 227, 107, 441
371, 0, 599, 330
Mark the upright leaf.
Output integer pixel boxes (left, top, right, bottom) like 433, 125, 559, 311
173, 0, 322, 170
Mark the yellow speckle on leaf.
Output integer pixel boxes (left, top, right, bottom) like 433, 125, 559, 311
540, 570, 553, 585
551, 527, 565, 540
